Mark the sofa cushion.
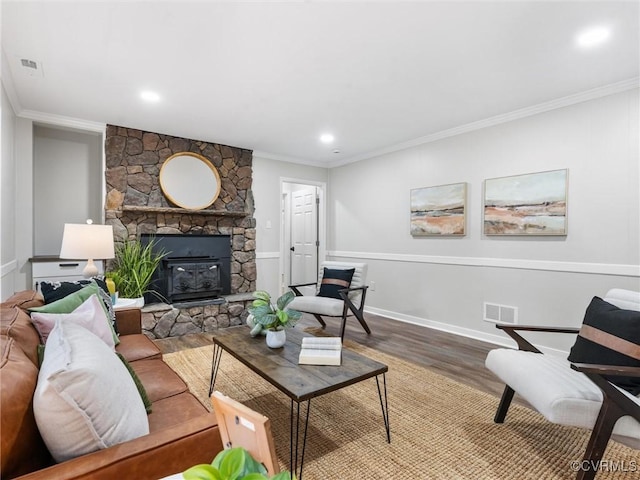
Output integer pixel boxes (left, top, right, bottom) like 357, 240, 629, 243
34, 321, 149, 463
130, 359, 188, 403
0, 305, 42, 366
29, 282, 119, 346
116, 334, 162, 362
568, 296, 640, 395
31, 294, 116, 349
2, 290, 44, 309
147, 393, 211, 433
116, 352, 152, 413
0, 335, 52, 478
318, 267, 355, 299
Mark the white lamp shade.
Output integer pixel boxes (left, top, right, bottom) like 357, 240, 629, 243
60, 223, 115, 261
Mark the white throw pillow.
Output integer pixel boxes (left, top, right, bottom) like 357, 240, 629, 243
34, 320, 149, 463
31, 294, 117, 349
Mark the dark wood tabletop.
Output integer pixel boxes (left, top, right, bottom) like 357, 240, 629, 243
211, 326, 388, 402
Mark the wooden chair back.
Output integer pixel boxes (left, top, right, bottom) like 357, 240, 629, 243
210, 391, 280, 475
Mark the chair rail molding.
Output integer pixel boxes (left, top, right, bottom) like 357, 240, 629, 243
328, 251, 640, 277
0, 259, 18, 278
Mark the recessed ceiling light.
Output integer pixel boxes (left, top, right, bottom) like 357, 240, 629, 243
320, 133, 334, 144
576, 26, 611, 48
140, 90, 161, 102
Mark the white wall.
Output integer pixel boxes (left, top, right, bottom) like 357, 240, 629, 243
32, 126, 103, 255
252, 156, 328, 295
1, 84, 18, 299
327, 89, 640, 354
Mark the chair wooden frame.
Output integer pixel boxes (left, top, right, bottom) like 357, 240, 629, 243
289, 282, 370, 340
493, 324, 640, 480
210, 391, 280, 476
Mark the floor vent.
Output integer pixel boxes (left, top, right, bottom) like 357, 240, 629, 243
483, 302, 518, 324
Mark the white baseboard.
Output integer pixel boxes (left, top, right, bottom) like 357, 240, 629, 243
364, 305, 569, 358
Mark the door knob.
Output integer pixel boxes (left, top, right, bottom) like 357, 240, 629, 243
290, 246, 295, 252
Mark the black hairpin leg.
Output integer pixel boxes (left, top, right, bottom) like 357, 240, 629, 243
209, 343, 223, 396
376, 373, 391, 443
290, 399, 311, 480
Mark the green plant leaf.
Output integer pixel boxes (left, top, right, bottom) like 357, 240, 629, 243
276, 291, 295, 310
252, 299, 268, 308
286, 309, 302, 321
182, 464, 222, 480
253, 290, 272, 302
240, 474, 269, 480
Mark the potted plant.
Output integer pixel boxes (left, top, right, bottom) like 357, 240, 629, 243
109, 237, 168, 307
248, 291, 301, 348
183, 447, 293, 480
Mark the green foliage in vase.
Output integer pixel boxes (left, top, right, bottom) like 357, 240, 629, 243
248, 291, 301, 332
182, 447, 293, 480
109, 237, 168, 299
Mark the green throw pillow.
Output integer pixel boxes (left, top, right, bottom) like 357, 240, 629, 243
115, 353, 152, 414
30, 281, 119, 346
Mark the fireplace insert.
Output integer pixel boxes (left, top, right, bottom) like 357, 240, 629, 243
140, 234, 231, 304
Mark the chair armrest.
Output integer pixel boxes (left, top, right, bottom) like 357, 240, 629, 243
15, 414, 222, 480
571, 363, 640, 377
496, 324, 579, 353
115, 308, 142, 335
496, 324, 580, 334
289, 282, 317, 296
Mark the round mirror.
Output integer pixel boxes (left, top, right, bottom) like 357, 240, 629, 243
159, 152, 221, 210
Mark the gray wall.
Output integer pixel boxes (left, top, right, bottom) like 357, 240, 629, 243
33, 126, 103, 255
326, 89, 640, 354
252, 156, 328, 295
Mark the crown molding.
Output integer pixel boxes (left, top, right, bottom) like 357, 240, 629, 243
329, 77, 640, 168
18, 110, 106, 133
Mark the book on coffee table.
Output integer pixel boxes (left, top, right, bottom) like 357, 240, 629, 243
298, 337, 342, 366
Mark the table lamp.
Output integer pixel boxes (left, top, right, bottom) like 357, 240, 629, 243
59, 220, 115, 278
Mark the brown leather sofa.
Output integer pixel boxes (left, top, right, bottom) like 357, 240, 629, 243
1, 290, 224, 480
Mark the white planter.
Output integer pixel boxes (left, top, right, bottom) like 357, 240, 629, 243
120, 297, 145, 309
265, 329, 286, 348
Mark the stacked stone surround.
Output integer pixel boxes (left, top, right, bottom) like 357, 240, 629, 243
104, 125, 256, 338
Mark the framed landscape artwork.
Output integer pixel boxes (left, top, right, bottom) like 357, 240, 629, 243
483, 169, 568, 236
410, 182, 466, 236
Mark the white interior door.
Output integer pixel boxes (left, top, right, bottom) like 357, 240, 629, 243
290, 186, 318, 285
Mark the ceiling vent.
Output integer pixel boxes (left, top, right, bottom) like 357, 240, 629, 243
19, 58, 44, 77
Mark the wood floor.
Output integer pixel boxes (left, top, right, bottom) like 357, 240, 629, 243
154, 311, 528, 408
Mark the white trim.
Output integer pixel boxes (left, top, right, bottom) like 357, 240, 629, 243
256, 251, 280, 259
328, 77, 640, 168
18, 110, 106, 134
329, 250, 640, 277
365, 305, 569, 358
0, 260, 18, 278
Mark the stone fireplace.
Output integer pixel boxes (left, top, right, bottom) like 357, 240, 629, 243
104, 125, 256, 338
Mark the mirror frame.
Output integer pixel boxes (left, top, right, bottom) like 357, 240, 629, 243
159, 152, 221, 210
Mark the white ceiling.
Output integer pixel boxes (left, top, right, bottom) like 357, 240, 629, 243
2, 1, 639, 167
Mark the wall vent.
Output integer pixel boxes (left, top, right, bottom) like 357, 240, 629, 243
19, 58, 44, 77
483, 302, 518, 324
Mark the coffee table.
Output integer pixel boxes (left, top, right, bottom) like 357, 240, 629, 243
208, 326, 390, 479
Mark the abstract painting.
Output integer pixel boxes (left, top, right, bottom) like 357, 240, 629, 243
411, 182, 466, 236
484, 169, 568, 235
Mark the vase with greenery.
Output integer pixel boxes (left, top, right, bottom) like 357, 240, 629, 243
247, 291, 301, 347
109, 237, 168, 305
183, 447, 293, 480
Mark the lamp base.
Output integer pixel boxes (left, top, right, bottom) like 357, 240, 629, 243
82, 259, 100, 278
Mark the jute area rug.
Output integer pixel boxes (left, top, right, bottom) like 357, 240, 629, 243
163, 340, 638, 479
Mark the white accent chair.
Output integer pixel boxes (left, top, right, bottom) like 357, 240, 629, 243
485, 289, 640, 480
289, 261, 370, 340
